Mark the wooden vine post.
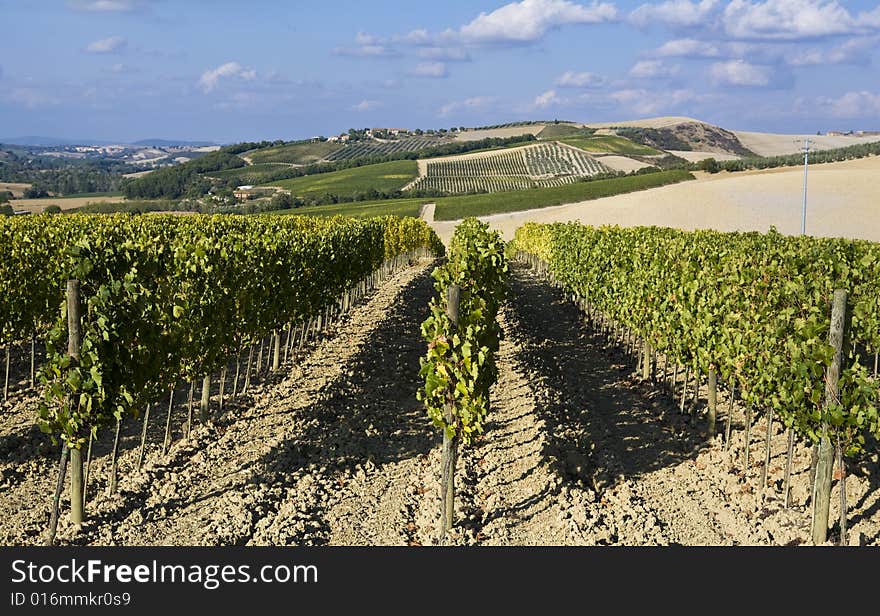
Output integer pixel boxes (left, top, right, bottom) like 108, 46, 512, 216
707, 367, 717, 440
811, 289, 846, 545
67, 280, 85, 528
440, 284, 461, 539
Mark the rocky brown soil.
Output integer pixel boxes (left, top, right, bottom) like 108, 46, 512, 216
0, 260, 877, 546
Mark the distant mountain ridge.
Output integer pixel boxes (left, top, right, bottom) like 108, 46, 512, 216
0, 136, 217, 147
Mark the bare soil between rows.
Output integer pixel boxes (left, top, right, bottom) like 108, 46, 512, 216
1, 261, 877, 546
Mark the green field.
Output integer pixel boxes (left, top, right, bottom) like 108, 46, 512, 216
432, 169, 693, 220
269, 169, 693, 221
537, 123, 592, 139
268, 160, 419, 197
247, 141, 343, 165
559, 135, 661, 156
270, 197, 427, 219
208, 163, 293, 183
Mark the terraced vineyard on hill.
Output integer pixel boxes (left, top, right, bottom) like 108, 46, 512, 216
407, 143, 611, 195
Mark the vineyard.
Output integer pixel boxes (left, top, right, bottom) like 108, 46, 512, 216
326, 137, 450, 162
406, 143, 611, 195
2, 214, 880, 546
513, 222, 880, 544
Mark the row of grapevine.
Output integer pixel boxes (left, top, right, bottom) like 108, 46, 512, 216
418, 218, 508, 537
512, 222, 880, 543
406, 143, 610, 195
0, 213, 443, 539
326, 137, 447, 161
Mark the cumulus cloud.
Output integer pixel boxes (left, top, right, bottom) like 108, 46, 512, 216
532, 89, 565, 109
418, 47, 471, 61
709, 59, 772, 86
85, 35, 127, 53
438, 96, 496, 116
654, 38, 724, 57
722, 0, 864, 40
334, 32, 399, 57
460, 0, 617, 44
817, 91, 880, 118
352, 99, 381, 112
411, 62, 448, 78
609, 88, 701, 115
198, 62, 257, 93
555, 70, 605, 87
788, 36, 877, 66
630, 0, 719, 28
629, 59, 680, 78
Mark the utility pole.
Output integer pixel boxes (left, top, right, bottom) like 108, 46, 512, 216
799, 138, 812, 236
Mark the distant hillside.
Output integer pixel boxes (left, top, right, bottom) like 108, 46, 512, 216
131, 139, 216, 147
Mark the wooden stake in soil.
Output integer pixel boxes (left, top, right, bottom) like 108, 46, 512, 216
272, 329, 281, 371
82, 432, 93, 513
783, 428, 795, 508
641, 341, 652, 381
243, 344, 255, 393
218, 367, 226, 413
137, 403, 151, 470
163, 386, 175, 454
108, 418, 121, 495
232, 349, 241, 399
30, 335, 36, 389
46, 444, 69, 546
724, 381, 736, 450
760, 408, 774, 492
200, 374, 211, 423
186, 380, 195, 437
440, 284, 461, 540
707, 368, 717, 440
811, 289, 846, 545
743, 406, 753, 472
690, 368, 700, 424
680, 366, 690, 413
66, 280, 85, 527
3, 344, 9, 402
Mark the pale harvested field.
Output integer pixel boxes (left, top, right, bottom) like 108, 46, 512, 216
430, 156, 880, 244
10, 195, 124, 213
735, 130, 880, 157
0, 182, 31, 197
455, 126, 545, 142
594, 155, 653, 172
667, 150, 741, 163
584, 116, 701, 129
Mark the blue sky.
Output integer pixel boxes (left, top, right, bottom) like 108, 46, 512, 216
1, 0, 879, 142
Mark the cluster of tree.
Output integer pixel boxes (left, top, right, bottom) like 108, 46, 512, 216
0, 204, 13, 216
0, 190, 11, 203
122, 150, 245, 199
616, 127, 693, 151
222, 139, 288, 155
0, 148, 136, 196
702, 140, 880, 173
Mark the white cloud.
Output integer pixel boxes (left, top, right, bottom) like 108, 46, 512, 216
709, 59, 772, 86
411, 62, 448, 78
334, 44, 398, 58
788, 36, 877, 66
352, 99, 381, 112
532, 89, 565, 109
722, 0, 862, 40
629, 59, 680, 78
85, 35, 127, 53
654, 38, 723, 57
817, 91, 880, 118
418, 47, 471, 61
609, 88, 701, 115
555, 70, 605, 87
460, 0, 617, 44
354, 32, 384, 46
630, 0, 719, 28
400, 29, 433, 45
438, 96, 496, 116
68, 0, 143, 11
198, 62, 257, 93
